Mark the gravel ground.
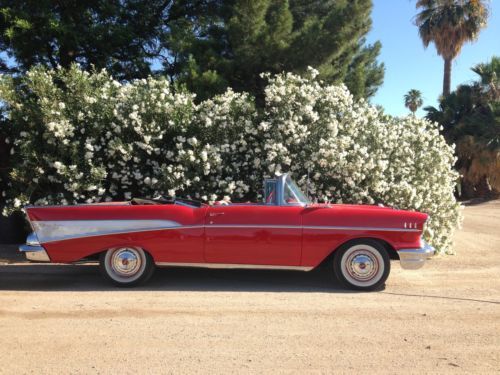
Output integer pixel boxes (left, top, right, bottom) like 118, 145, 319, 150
0, 201, 499, 374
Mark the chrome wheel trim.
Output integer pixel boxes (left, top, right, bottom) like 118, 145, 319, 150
104, 247, 147, 283
340, 244, 384, 288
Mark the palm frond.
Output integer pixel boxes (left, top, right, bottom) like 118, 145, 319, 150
415, 0, 489, 59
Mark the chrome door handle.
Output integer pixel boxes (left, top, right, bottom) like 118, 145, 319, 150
209, 212, 225, 217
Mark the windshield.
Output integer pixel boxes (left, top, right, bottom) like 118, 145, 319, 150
284, 176, 310, 205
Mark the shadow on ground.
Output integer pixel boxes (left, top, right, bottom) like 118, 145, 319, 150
0, 264, 358, 293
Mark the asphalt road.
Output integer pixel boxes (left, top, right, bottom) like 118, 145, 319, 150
0, 201, 499, 374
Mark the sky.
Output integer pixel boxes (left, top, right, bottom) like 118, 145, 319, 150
367, 0, 500, 117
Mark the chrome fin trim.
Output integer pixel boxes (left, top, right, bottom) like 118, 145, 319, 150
32, 219, 182, 244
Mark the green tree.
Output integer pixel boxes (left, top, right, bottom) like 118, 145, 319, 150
344, 40, 385, 99
415, 0, 489, 97
404, 89, 423, 115
425, 57, 500, 198
0, 0, 172, 79
471, 56, 500, 100
0, 0, 384, 99
170, 0, 384, 100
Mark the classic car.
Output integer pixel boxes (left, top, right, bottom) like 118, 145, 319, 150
19, 174, 435, 290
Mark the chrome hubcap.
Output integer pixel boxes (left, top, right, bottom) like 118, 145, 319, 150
111, 248, 141, 277
340, 244, 384, 287
347, 252, 378, 281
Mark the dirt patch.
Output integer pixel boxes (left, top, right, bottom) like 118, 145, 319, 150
0, 201, 499, 373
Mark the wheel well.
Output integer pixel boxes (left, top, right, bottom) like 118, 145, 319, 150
319, 237, 399, 267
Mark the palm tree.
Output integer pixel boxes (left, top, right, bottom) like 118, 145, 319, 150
472, 56, 500, 100
415, 0, 489, 97
404, 89, 423, 115
424, 56, 500, 198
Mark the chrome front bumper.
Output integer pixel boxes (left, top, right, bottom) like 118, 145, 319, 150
19, 233, 51, 262
398, 242, 436, 270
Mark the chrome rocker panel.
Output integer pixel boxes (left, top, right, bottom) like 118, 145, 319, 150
398, 242, 435, 270
156, 262, 314, 271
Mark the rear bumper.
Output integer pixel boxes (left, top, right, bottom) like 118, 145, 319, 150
398, 242, 436, 270
18, 244, 51, 262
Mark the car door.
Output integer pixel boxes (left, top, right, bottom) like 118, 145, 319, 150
204, 205, 303, 266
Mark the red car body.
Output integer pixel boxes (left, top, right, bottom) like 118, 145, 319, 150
20, 174, 435, 289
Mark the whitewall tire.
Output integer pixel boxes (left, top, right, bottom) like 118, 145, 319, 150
99, 247, 155, 287
333, 240, 390, 291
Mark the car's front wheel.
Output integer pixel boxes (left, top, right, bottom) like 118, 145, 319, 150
333, 239, 390, 291
99, 247, 155, 287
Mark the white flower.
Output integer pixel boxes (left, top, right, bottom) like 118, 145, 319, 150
13, 198, 22, 208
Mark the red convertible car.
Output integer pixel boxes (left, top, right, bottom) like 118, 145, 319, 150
19, 174, 434, 290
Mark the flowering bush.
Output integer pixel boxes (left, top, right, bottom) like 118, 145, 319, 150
0, 65, 461, 252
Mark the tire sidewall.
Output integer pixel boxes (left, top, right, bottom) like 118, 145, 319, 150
333, 239, 391, 291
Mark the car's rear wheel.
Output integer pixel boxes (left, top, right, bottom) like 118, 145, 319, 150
333, 239, 390, 291
99, 247, 155, 287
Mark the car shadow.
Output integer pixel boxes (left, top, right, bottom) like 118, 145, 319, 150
0, 263, 367, 293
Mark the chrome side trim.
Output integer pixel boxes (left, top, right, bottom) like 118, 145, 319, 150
207, 224, 419, 232
207, 224, 298, 229
19, 244, 51, 262
155, 262, 314, 271
31, 220, 419, 245
32, 219, 182, 244
303, 225, 419, 232
398, 242, 436, 270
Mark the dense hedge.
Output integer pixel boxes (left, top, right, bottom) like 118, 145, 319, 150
0, 66, 461, 252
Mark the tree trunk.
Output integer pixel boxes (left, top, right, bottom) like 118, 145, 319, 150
443, 57, 452, 97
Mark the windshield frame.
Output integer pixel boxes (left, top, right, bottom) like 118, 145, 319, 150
282, 175, 310, 206
261, 174, 310, 206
